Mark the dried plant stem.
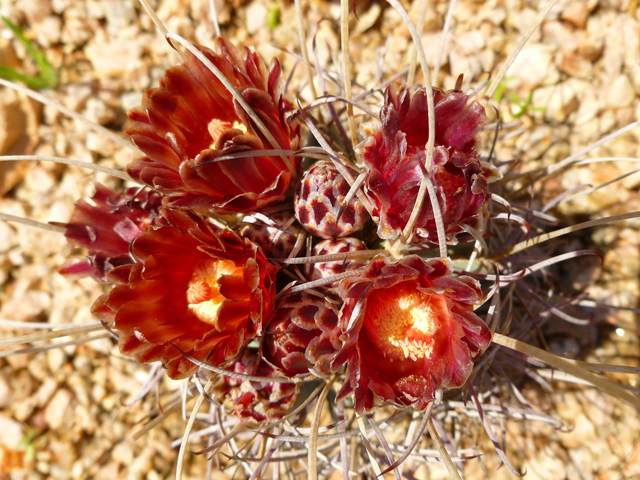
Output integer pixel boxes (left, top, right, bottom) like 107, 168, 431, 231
407, 0, 429, 87
131, 399, 182, 440
0, 324, 104, 347
496, 211, 640, 259
295, 0, 319, 100
170, 343, 299, 384
355, 415, 383, 477
544, 121, 639, 175
492, 333, 640, 411
482, 0, 559, 104
309, 375, 337, 480
427, 419, 463, 480
285, 265, 369, 294
276, 380, 326, 426
341, 0, 358, 146
409, 174, 448, 258
176, 379, 212, 480
0, 212, 66, 234
433, 0, 458, 85
138, 0, 186, 62
0, 155, 134, 182
195, 422, 247, 457
279, 249, 386, 264
208, 0, 221, 37
502, 123, 640, 185
0, 78, 142, 155
0, 320, 100, 330
167, 33, 295, 176
0, 333, 110, 358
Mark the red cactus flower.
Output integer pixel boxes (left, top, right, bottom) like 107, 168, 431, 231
334, 255, 491, 412
263, 292, 341, 377
359, 84, 489, 244
210, 348, 299, 423
59, 183, 162, 282
125, 37, 300, 214
91, 209, 278, 379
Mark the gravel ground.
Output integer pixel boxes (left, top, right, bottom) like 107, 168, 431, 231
0, 0, 639, 479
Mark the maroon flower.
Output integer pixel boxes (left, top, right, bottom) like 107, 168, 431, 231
359, 84, 489, 244
334, 255, 491, 412
59, 183, 161, 282
125, 38, 300, 214
210, 348, 299, 423
91, 209, 278, 379
263, 292, 341, 377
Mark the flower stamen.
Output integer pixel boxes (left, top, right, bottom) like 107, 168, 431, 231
366, 285, 439, 361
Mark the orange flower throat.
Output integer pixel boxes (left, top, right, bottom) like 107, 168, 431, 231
365, 284, 441, 361
187, 259, 242, 327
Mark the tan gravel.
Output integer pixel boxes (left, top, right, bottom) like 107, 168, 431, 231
0, 0, 639, 479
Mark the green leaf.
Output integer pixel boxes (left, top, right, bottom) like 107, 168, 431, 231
0, 65, 50, 89
267, 4, 281, 31
1, 16, 58, 88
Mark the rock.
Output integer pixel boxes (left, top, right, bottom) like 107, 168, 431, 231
35, 15, 62, 47
578, 37, 604, 62
624, 440, 640, 478
0, 447, 25, 475
104, 0, 137, 35
559, 50, 593, 78
607, 74, 635, 109
95, 463, 120, 480
0, 71, 42, 194
515, 125, 553, 160
408, 0, 442, 32
543, 20, 578, 52
616, 106, 636, 129
621, 15, 640, 71
83, 97, 116, 126
457, 30, 486, 55
44, 388, 73, 430
531, 82, 580, 123
0, 289, 52, 321
354, 2, 381, 34
449, 44, 484, 84
603, 18, 625, 77
85, 35, 143, 79
128, 447, 153, 480
15, 0, 52, 24
560, 2, 590, 29
14, 377, 59, 421
245, 2, 267, 35
112, 441, 134, 465
599, 109, 617, 134
0, 375, 11, 409
507, 43, 559, 90
419, 31, 448, 70
0, 414, 24, 448
513, 8, 542, 41
629, 68, 640, 96
573, 91, 600, 126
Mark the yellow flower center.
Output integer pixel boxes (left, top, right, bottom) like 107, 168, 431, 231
365, 284, 441, 361
207, 119, 248, 149
187, 259, 241, 327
